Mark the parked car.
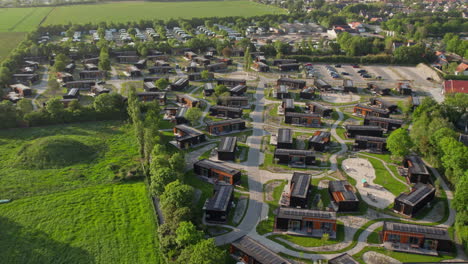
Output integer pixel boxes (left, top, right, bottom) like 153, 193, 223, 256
352, 64, 360, 68
335, 64, 341, 68
362, 74, 371, 78
341, 72, 349, 75
357, 69, 367, 73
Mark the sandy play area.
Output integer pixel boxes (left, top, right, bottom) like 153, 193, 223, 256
342, 158, 395, 209
321, 92, 360, 103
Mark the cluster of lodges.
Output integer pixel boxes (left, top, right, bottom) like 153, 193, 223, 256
183, 51, 234, 73
249, 53, 301, 72
4, 60, 38, 102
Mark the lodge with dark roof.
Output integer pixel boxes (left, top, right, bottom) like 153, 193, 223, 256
209, 105, 243, 119
204, 83, 215, 96
315, 79, 331, 90
217, 136, 237, 161
345, 125, 384, 138
309, 131, 331, 152
329, 180, 359, 212
229, 85, 247, 96
216, 78, 246, 87
277, 78, 306, 89
63, 88, 80, 100
286, 172, 311, 208
173, 124, 206, 149
274, 149, 315, 167
206, 119, 246, 135
171, 78, 189, 90
137, 92, 166, 104
300, 87, 316, 99
277, 128, 293, 149
279, 63, 300, 72
369, 97, 398, 113
65, 80, 96, 90
203, 183, 234, 222
276, 85, 290, 99
364, 116, 404, 132
274, 207, 337, 237
285, 112, 321, 127
402, 155, 431, 184
194, 159, 241, 185
207, 62, 228, 72
394, 183, 435, 217
144, 82, 158, 92
217, 96, 249, 108
354, 135, 387, 152
306, 102, 333, 117
353, 104, 390, 118
148, 66, 174, 74
281, 99, 295, 114
382, 222, 453, 254
329, 253, 359, 264
230, 236, 293, 264
176, 93, 199, 108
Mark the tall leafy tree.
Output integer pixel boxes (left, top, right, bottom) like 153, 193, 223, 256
387, 128, 413, 158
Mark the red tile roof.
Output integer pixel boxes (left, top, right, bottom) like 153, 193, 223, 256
456, 63, 468, 73
444, 80, 468, 94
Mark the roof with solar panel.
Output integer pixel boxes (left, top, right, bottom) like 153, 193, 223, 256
275, 148, 314, 156
405, 155, 430, 175
278, 128, 293, 144
277, 207, 336, 220
329, 180, 358, 202
290, 172, 311, 199
203, 184, 233, 212
329, 253, 359, 264
231, 236, 293, 264
309, 131, 331, 144
205, 118, 244, 126
195, 159, 240, 175
395, 183, 435, 206
218, 137, 237, 153
383, 221, 450, 240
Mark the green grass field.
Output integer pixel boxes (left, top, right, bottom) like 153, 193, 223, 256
0, 32, 26, 61
0, 182, 160, 264
42, 1, 285, 25
0, 7, 52, 32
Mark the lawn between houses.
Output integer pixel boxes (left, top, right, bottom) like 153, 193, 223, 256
0, 121, 161, 263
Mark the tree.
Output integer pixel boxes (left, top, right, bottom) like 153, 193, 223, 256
168, 152, 185, 176
221, 47, 232, 58
200, 70, 211, 80
45, 97, 65, 120
439, 137, 468, 184
214, 84, 228, 96
160, 180, 194, 212
47, 75, 61, 96
0, 101, 17, 128
17, 99, 33, 116
244, 47, 252, 70
0, 66, 12, 86
53, 54, 68, 72
185, 107, 202, 125
155, 78, 170, 90
177, 239, 226, 264
98, 48, 111, 71
321, 233, 330, 246
387, 128, 413, 158
150, 166, 178, 196
175, 221, 203, 248
93, 93, 124, 113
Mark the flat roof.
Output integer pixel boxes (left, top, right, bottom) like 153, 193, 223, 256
355, 135, 387, 142
283, 98, 294, 109
383, 222, 450, 240
203, 184, 233, 212
230, 84, 247, 93
364, 116, 404, 124
355, 104, 390, 114
329, 253, 359, 264
231, 236, 292, 264
396, 183, 434, 206
175, 124, 204, 136
204, 83, 215, 90
278, 128, 293, 144
206, 118, 245, 126
277, 207, 336, 220
345, 125, 383, 131
195, 159, 240, 175
285, 112, 320, 118
210, 105, 242, 112
291, 172, 311, 198
218, 137, 237, 153
275, 148, 314, 156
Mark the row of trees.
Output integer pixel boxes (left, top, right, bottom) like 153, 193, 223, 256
125, 85, 226, 263
386, 94, 468, 252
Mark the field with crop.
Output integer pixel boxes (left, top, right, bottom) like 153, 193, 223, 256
0, 7, 52, 32
0, 121, 160, 263
0, 32, 26, 61
42, 1, 285, 25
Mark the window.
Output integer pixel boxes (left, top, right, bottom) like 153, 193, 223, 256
388, 233, 400, 242
224, 175, 231, 184
409, 237, 420, 245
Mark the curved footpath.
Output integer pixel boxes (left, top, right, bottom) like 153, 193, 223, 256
211, 74, 464, 261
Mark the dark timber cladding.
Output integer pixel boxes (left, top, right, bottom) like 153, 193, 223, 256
209, 105, 242, 118
173, 124, 206, 149
364, 116, 404, 132
171, 78, 189, 90
229, 84, 247, 96
274, 149, 315, 166
277, 77, 306, 89
309, 131, 331, 151
137, 92, 166, 104
353, 104, 390, 117
328, 253, 359, 264
394, 183, 435, 217
275, 207, 337, 234
382, 221, 453, 253
369, 97, 398, 113
148, 66, 174, 74
300, 87, 315, 99
403, 155, 431, 184
230, 236, 292, 264
276, 85, 290, 99
328, 180, 359, 212
203, 183, 233, 222
65, 80, 96, 90
285, 112, 321, 127
206, 119, 246, 135
345, 125, 383, 138
289, 172, 311, 208
216, 78, 246, 87
204, 82, 215, 96
193, 159, 241, 184
217, 136, 237, 161
218, 96, 249, 108
279, 63, 300, 71
354, 135, 387, 152
315, 78, 331, 90
307, 102, 333, 117
277, 128, 293, 149
282, 98, 295, 112
176, 94, 199, 108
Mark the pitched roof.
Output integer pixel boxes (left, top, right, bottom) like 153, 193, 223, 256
231, 236, 292, 264
355, 104, 390, 114
275, 148, 314, 156
278, 128, 293, 144
405, 155, 430, 175
444, 80, 468, 94
206, 118, 245, 126
195, 159, 240, 175
277, 207, 336, 220
395, 183, 435, 206
355, 135, 387, 142
383, 222, 450, 240
456, 63, 468, 73
309, 131, 331, 144
218, 137, 237, 153
290, 172, 311, 198
203, 184, 233, 212
345, 125, 383, 131
364, 116, 404, 125
285, 112, 320, 118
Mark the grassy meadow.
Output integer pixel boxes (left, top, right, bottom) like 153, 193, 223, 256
0, 32, 26, 62
0, 121, 160, 263
0, 7, 52, 32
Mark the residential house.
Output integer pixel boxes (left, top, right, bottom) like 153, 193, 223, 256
63, 88, 80, 99
274, 149, 315, 167
354, 135, 387, 152
396, 82, 412, 95
229, 85, 247, 96
345, 125, 384, 138
126, 66, 141, 78
206, 119, 246, 135
394, 183, 435, 217
91, 85, 110, 95
174, 107, 189, 125
217, 96, 249, 108
329, 254, 359, 264
194, 159, 241, 184
175, 93, 199, 108
217, 136, 237, 161
369, 97, 398, 113
277, 128, 293, 149
144, 82, 158, 92
57, 72, 74, 83
194, 56, 210, 66
343, 79, 357, 93
285, 172, 312, 208
117, 55, 139, 64
309, 131, 331, 151
252, 61, 269, 72
274, 207, 337, 237
203, 183, 234, 222
230, 236, 293, 264
134, 59, 147, 69
10, 84, 31, 97
402, 155, 431, 184
204, 83, 215, 96
285, 112, 321, 127
173, 124, 206, 149
300, 87, 316, 99
277, 78, 306, 89
79, 70, 105, 80
353, 104, 390, 118
306, 102, 332, 117
13, 74, 39, 84
65, 80, 95, 90
136, 91, 167, 104
442, 80, 468, 94
276, 85, 290, 99
207, 62, 228, 72
217, 78, 246, 87
84, 63, 98, 71
148, 66, 174, 74
184, 51, 198, 60
188, 72, 214, 81
364, 116, 403, 132
381, 222, 453, 254
171, 78, 189, 91
455, 63, 468, 76
315, 79, 331, 90
281, 99, 295, 114
329, 180, 359, 212
279, 63, 300, 72
209, 105, 243, 119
